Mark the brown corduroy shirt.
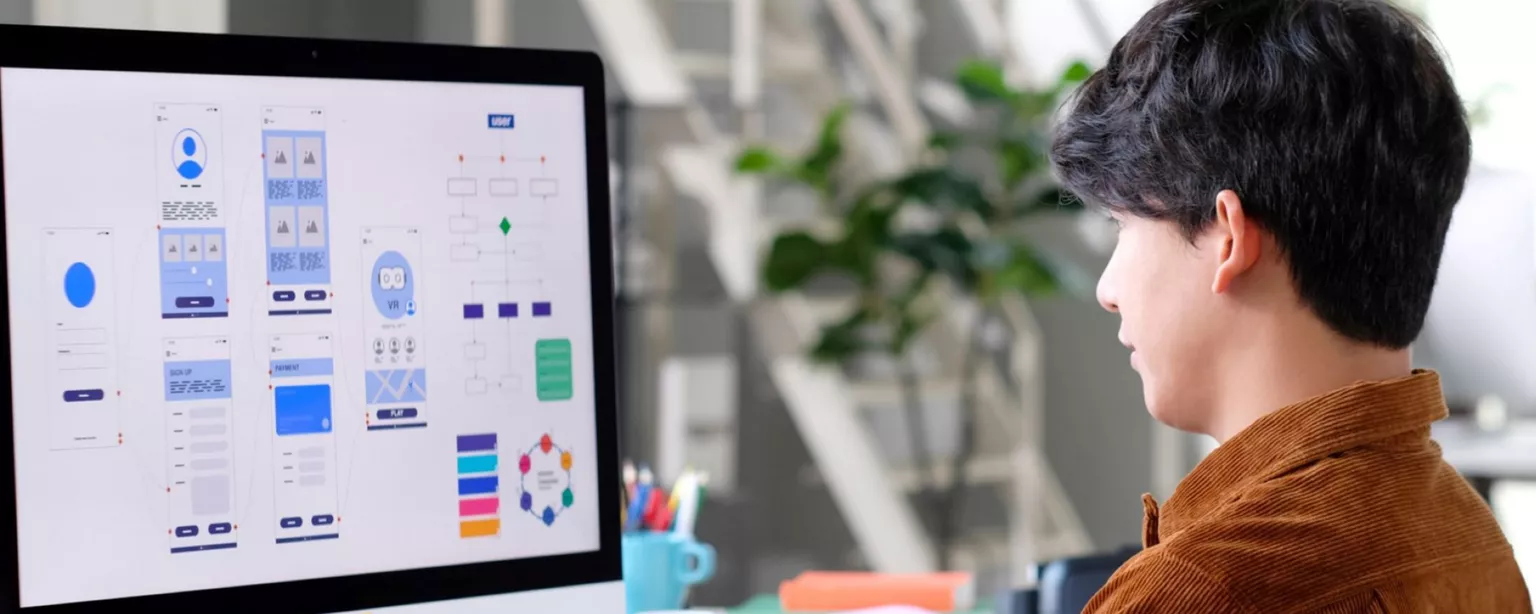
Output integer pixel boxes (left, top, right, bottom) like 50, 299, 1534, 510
1085, 370, 1533, 613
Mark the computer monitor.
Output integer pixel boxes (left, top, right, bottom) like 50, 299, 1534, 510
0, 25, 622, 612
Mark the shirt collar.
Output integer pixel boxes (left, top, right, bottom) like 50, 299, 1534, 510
1155, 369, 1448, 542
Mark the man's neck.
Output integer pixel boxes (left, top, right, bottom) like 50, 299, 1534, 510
1205, 315, 1413, 442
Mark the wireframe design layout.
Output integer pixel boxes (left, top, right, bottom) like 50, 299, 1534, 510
163, 336, 238, 553
361, 226, 428, 430
269, 333, 341, 544
42, 227, 121, 451
263, 106, 333, 316
156, 102, 230, 319
2, 67, 601, 607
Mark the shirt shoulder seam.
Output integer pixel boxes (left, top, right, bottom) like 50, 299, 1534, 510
1143, 548, 1263, 614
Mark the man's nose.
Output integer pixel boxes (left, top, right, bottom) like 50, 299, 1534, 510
1097, 276, 1119, 314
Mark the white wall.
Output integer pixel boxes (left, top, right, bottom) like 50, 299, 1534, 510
1423, 1, 1536, 173
32, 0, 225, 32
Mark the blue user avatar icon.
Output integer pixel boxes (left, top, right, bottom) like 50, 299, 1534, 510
370, 251, 414, 320
63, 262, 95, 308
172, 128, 208, 180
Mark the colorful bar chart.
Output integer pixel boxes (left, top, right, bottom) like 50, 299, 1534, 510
456, 432, 499, 538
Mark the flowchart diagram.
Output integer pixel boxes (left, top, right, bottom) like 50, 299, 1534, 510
446, 114, 565, 406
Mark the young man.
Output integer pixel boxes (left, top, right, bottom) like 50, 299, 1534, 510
1051, 0, 1533, 611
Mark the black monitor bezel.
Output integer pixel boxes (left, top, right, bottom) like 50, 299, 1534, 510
0, 24, 621, 613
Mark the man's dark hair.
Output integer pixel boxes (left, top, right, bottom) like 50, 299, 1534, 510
1051, 0, 1470, 349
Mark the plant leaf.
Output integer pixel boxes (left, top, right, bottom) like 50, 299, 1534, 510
1060, 60, 1093, 86
955, 58, 1014, 104
891, 306, 935, 355
762, 232, 832, 292
825, 191, 899, 285
997, 139, 1041, 192
889, 168, 995, 218
796, 103, 852, 197
891, 227, 977, 289
734, 147, 783, 174
993, 242, 1061, 297
926, 132, 963, 152
810, 307, 873, 364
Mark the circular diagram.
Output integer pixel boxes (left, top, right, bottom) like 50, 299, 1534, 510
370, 250, 414, 320
518, 433, 573, 527
172, 128, 208, 180
63, 262, 95, 308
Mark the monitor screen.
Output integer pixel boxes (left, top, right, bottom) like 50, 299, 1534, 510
0, 66, 603, 608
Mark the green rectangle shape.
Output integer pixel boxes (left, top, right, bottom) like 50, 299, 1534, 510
535, 341, 573, 359
535, 339, 573, 401
457, 454, 498, 474
535, 371, 571, 384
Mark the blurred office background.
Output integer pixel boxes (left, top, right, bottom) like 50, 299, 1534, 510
5, 0, 1535, 607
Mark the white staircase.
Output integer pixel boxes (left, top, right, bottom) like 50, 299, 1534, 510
578, 0, 1092, 585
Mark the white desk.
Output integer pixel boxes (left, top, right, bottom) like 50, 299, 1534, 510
1432, 420, 1536, 499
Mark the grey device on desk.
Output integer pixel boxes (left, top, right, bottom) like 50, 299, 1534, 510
994, 547, 1137, 614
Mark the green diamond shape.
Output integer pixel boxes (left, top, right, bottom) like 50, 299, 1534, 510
498, 217, 511, 235
562, 488, 574, 508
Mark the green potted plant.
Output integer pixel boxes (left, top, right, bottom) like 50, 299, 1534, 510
735, 58, 1092, 568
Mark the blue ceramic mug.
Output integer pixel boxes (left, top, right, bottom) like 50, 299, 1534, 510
622, 532, 716, 613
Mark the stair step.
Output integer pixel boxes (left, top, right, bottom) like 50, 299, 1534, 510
846, 378, 961, 405
888, 454, 1015, 491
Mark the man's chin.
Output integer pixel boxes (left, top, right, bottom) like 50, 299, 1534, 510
1142, 379, 1192, 431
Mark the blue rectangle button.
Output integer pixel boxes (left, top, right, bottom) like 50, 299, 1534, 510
376, 407, 418, 421
63, 389, 105, 402
487, 114, 515, 129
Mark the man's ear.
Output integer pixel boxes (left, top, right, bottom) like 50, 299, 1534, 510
1212, 189, 1262, 294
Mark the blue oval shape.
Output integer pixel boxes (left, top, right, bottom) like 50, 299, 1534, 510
64, 262, 95, 308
